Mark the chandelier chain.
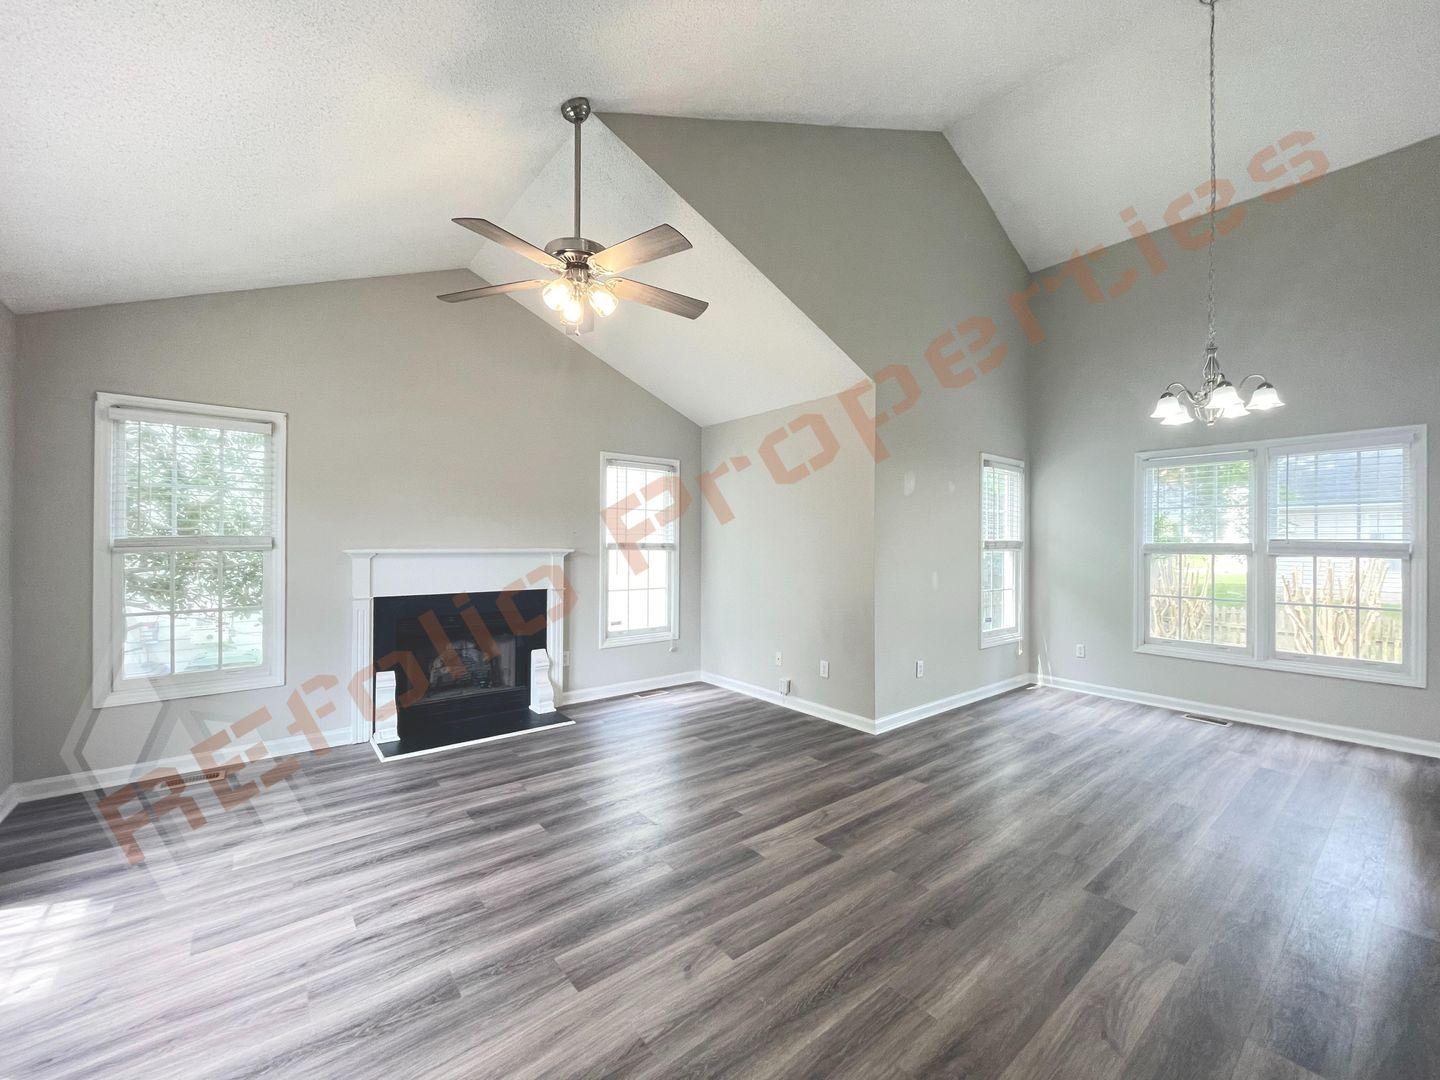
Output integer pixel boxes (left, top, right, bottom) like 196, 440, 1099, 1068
1206, 0, 1217, 349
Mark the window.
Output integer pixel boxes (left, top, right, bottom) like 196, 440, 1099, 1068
1136, 427, 1426, 687
93, 393, 286, 706
981, 454, 1025, 647
1140, 453, 1253, 651
600, 453, 680, 648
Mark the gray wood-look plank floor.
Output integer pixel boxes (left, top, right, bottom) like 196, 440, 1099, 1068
2, 684, 1438, 1080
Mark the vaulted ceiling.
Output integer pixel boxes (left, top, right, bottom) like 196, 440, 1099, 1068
2, 0, 1435, 314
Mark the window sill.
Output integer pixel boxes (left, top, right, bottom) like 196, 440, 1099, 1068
97, 670, 285, 709
599, 631, 675, 650
981, 632, 1023, 650
1135, 642, 1424, 689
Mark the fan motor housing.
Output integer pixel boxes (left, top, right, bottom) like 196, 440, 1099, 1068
545, 236, 603, 266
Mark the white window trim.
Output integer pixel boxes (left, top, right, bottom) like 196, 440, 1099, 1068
598, 451, 681, 650
92, 392, 287, 708
980, 452, 1026, 650
1134, 425, 1427, 688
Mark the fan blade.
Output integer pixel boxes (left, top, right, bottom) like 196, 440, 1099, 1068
453, 218, 565, 271
590, 224, 692, 274
609, 279, 709, 320
437, 279, 548, 303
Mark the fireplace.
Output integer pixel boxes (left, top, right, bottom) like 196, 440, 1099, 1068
373, 589, 546, 732
347, 548, 573, 759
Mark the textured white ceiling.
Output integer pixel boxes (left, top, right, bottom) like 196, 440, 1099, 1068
1, 1, 1436, 313
465, 117, 865, 426
948, 0, 1440, 271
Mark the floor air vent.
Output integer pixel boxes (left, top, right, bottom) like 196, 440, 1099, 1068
635, 688, 671, 698
1181, 713, 1231, 727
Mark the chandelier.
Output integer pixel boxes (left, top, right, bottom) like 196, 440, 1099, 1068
1150, 0, 1283, 426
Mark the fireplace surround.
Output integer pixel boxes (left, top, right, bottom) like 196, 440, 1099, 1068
347, 549, 572, 753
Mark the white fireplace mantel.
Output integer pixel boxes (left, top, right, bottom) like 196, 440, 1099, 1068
346, 548, 573, 743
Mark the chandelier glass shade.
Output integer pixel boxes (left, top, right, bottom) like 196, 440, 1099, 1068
1151, 0, 1283, 427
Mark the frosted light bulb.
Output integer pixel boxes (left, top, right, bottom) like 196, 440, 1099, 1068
542, 277, 572, 311
589, 283, 618, 317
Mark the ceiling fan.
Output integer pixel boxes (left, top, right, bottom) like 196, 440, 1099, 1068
438, 97, 708, 335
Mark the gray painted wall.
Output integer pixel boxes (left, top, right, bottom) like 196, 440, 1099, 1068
13, 270, 702, 782
1028, 135, 1440, 743
700, 393, 875, 719
607, 115, 1033, 718
0, 301, 16, 793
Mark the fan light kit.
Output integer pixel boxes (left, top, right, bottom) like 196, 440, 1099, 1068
1150, 0, 1283, 426
438, 96, 708, 335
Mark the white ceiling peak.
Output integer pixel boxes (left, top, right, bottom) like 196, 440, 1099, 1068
465, 117, 865, 427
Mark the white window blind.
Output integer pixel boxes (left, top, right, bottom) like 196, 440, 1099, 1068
981, 455, 1025, 645
94, 395, 286, 706
601, 454, 679, 647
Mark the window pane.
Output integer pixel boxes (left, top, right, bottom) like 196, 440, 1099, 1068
222, 608, 265, 670
1315, 557, 1357, 606
222, 550, 264, 608
174, 611, 221, 673
123, 614, 172, 678
1359, 609, 1403, 664
1213, 553, 1247, 602
1214, 601, 1247, 647
1315, 606, 1357, 659
124, 552, 173, 613
1181, 554, 1212, 597
1358, 558, 1402, 609
1271, 445, 1410, 542
982, 464, 1023, 543
1149, 554, 1179, 597
1181, 598, 1213, 643
648, 590, 668, 630
1275, 556, 1315, 604
627, 591, 649, 632
1146, 458, 1250, 543
1276, 604, 1314, 655
606, 591, 628, 634
1150, 597, 1179, 640
174, 550, 221, 610
1000, 588, 1017, 631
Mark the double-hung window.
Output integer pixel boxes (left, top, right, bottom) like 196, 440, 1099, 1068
94, 393, 286, 706
600, 453, 680, 648
981, 454, 1025, 647
1139, 452, 1254, 652
1137, 426, 1425, 686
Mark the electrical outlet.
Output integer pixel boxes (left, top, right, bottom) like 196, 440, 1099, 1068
774, 650, 783, 667
1074, 644, 1086, 658
915, 659, 925, 678
779, 676, 792, 695
819, 660, 830, 678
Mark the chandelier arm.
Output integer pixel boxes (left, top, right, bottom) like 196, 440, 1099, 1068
1168, 384, 1200, 406
1236, 374, 1270, 392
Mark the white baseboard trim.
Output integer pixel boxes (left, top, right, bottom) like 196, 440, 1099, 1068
0, 782, 19, 826
557, 670, 704, 708
699, 671, 877, 733
874, 673, 1035, 734
1036, 673, 1440, 760
10, 730, 363, 805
